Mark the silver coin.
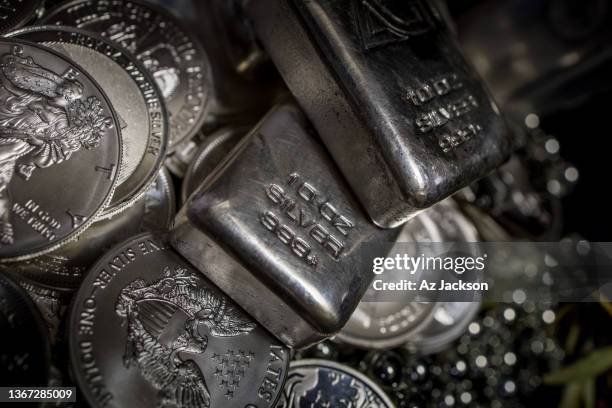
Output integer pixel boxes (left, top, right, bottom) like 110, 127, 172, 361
0, 39, 122, 262
428, 198, 480, 243
0, 0, 43, 33
42, 0, 213, 151
181, 126, 247, 203
406, 300, 480, 355
8, 26, 169, 217
70, 232, 289, 408
278, 359, 394, 408
165, 135, 201, 178
406, 198, 481, 354
1, 168, 175, 290
336, 212, 442, 349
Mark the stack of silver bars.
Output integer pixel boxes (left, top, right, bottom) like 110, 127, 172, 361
0, 1, 580, 407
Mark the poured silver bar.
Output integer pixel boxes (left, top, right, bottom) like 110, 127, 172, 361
244, 0, 512, 228
171, 104, 397, 348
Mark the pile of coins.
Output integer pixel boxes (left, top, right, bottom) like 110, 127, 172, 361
0, 1, 577, 407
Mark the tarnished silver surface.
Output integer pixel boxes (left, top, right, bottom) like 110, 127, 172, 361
0, 0, 42, 33
405, 198, 482, 354
42, 0, 213, 151
171, 104, 398, 348
182, 126, 248, 203
1, 168, 175, 290
8, 26, 169, 217
70, 232, 288, 408
0, 39, 121, 262
245, 0, 511, 228
337, 211, 442, 349
278, 359, 395, 408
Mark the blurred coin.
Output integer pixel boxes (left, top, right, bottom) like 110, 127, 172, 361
429, 199, 480, 243
0, 0, 43, 33
336, 212, 442, 349
278, 359, 394, 407
43, 0, 212, 151
182, 126, 247, 202
70, 232, 288, 408
8, 26, 169, 217
406, 199, 481, 354
0, 39, 122, 262
1, 168, 175, 290
406, 300, 480, 355
0, 272, 50, 387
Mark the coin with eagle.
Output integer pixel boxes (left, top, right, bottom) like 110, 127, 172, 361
69, 232, 288, 408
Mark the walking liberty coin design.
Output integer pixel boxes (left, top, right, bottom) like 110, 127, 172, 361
0, 39, 121, 261
8, 25, 169, 217
70, 233, 288, 408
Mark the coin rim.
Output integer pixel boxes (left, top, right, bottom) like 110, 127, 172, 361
3, 167, 175, 292
6, 25, 170, 219
0, 38, 123, 262
335, 211, 442, 349
40, 0, 214, 152
69, 231, 288, 408
407, 199, 481, 354
181, 125, 249, 204
0, 0, 44, 34
288, 359, 396, 408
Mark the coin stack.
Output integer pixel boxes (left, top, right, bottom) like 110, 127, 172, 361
0, 1, 573, 407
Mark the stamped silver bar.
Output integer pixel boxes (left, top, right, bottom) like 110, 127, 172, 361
244, 0, 512, 228
171, 104, 397, 348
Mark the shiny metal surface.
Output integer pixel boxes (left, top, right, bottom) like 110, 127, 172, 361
181, 126, 248, 203
1, 168, 175, 290
171, 104, 398, 348
337, 211, 441, 349
70, 232, 288, 408
0, 39, 122, 262
245, 0, 511, 228
278, 359, 395, 407
8, 26, 169, 218
42, 0, 213, 151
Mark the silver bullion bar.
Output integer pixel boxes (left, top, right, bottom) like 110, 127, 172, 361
244, 0, 512, 228
171, 104, 398, 348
